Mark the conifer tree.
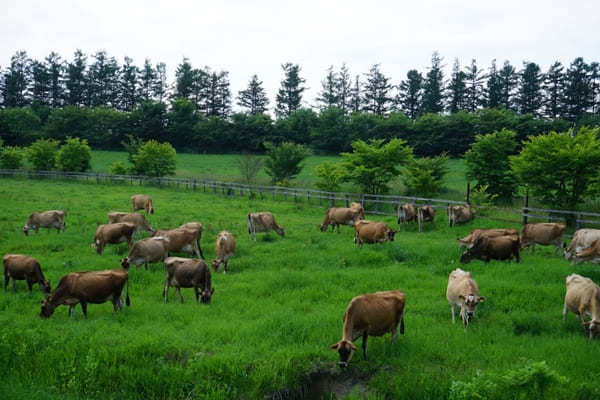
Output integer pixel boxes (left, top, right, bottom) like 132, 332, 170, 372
237, 74, 269, 115
275, 62, 306, 118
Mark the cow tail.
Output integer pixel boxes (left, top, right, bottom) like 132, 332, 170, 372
400, 315, 405, 335
125, 277, 131, 306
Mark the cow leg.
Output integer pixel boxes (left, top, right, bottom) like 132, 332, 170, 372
194, 287, 199, 303
80, 302, 88, 317
69, 305, 75, 317
451, 305, 456, 324
26, 279, 33, 292
4, 274, 9, 291
176, 287, 184, 303
12, 279, 16, 292
164, 281, 170, 303
224, 261, 228, 274
362, 333, 368, 360
198, 245, 204, 259
144, 262, 148, 271
562, 303, 568, 321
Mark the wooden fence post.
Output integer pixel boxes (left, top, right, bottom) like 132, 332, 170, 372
522, 189, 529, 226
576, 212, 582, 230
345, 195, 349, 208
375, 196, 380, 213
466, 182, 471, 204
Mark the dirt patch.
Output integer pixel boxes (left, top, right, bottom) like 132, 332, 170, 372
270, 368, 371, 400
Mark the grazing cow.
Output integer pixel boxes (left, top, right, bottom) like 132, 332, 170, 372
354, 220, 395, 246
417, 205, 435, 233
163, 257, 214, 304
108, 212, 155, 235
331, 290, 405, 368
448, 204, 475, 227
131, 194, 154, 214
247, 212, 284, 241
397, 203, 417, 224
3, 254, 50, 293
92, 222, 136, 255
120, 236, 169, 270
212, 231, 236, 273
320, 207, 364, 233
460, 235, 520, 263
564, 229, 600, 261
23, 210, 66, 236
40, 269, 129, 318
179, 222, 204, 258
151, 228, 202, 258
574, 240, 600, 265
458, 228, 519, 249
563, 274, 600, 339
520, 223, 566, 254
446, 268, 484, 328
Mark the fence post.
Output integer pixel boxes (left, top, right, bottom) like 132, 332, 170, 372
576, 212, 582, 230
294, 189, 297, 202
330, 193, 335, 207
466, 182, 471, 204
345, 195, 349, 208
375, 196, 380, 213
522, 189, 529, 226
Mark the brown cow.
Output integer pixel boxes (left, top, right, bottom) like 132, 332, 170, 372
92, 222, 136, 255
354, 220, 395, 246
397, 203, 417, 224
446, 268, 484, 328
131, 194, 154, 214
152, 228, 202, 258
23, 210, 66, 236
108, 212, 155, 235
331, 290, 405, 368
40, 269, 129, 318
564, 229, 600, 261
563, 274, 600, 339
574, 240, 600, 265
417, 205, 435, 233
120, 236, 170, 269
212, 231, 236, 273
460, 235, 520, 263
458, 228, 519, 249
179, 222, 204, 258
247, 212, 284, 241
520, 223, 566, 254
320, 207, 364, 233
3, 254, 50, 293
448, 204, 475, 227
163, 257, 214, 304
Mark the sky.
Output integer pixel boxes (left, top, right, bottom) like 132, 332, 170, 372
1, 0, 599, 112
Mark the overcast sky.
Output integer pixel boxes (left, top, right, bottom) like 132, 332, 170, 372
2, 0, 599, 112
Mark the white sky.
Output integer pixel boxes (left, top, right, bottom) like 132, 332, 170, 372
1, 0, 599, 113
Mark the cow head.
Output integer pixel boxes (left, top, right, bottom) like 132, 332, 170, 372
92, 240, 103, 254
211, 259, 222, 272
331, 339, 357, 369
460, 237, 487, 263
387, 229, 396, 242
120, 258, 131, 269
22, 225, 31, 236
41, 280, 51, 294
319, 224, 328, 232
148, 204, 154, 214
201, 287, 214, 304
584, 319, 600, 340
40, 297, 57, 318
458, 294, 484, 327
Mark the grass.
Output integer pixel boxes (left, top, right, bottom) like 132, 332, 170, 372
1, 177, 599, 399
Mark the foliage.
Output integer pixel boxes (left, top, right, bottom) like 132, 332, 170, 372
0, 107, 42, 146
0, 146, 24, 169
340, 138, 413, 195
121, 134, 145, 163
108, 161, 130, 175
263, 141, 312, 185
468, 185, 499, 213
314, 161, 345, 192
131, 140, 177, 177
56, 137, 92, 172
26, 138, 59, 170
236, 153, 264, 184
275, 63, 306, 118
402, 153, 448, 197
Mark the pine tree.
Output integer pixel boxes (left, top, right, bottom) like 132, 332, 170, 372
191, 67, 208, 111
139, 59, 156, 102
65, 49, 88, 106
464, 59, 486, 112
362, 64, 392, 116
237, 74, 269, 115
486, 59, 502, 108
31, 60, 50, 105
45, 52, 64, 107
421, 51, 445, 114
517, 62, 543, 116
205, 70, 231, 118
153, 62, 168, 102
542, 61, 565, 119
174, 58, 195, 100
349, 74, 362, 113
275, 62, 306, 118
2, 51, 31, 107
88, 50, 119, 107
316, 66, 338, 110
563, 57, 592, 121
498, 60, 518, 110
336, 63, 352, 116
119, 56, 139, 111
397, 69, 423, 119
589, 62, 600, 114
446, 59, 466, 113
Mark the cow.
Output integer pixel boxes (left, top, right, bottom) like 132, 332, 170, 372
212, 231, 236, 273
320, 207, 364, 233
520, 222, 566, 254
247, 212, 284, 241
3, 254, 50, 293
120, 236, 170, 270
417, 205, 435, 233
573, 240, 600, 265
564, 229, 600, 261
23, 210, 66, 236
349, 202, 365, 219
458, 228, 519, 249
92, 222, 136, 255
331, 290, 405, 368
163, 257, 214, 304
108, 212, 155, 235
179, 222, 204, 258
131, 194, 154, 214
397, 203, 416, 224
563, 274, 600, 339
460, 235, 520, 263
40, 269, 129, 318
151, 228, 202, 258
448, 204, 475, 227
446, 268, 484, 328
354, 220, 395, 246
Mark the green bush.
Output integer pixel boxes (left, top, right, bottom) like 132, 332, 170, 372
56, 137, 92, 172
236, 153, 263, 184
26, 138, 59, 171
121, 134, 145, 164
314, 161, 344, 192
108, 161, 131, 175
0, 146, 23, 169
132, 140, 176, 177
402, 153, 448, 197
263, 141, 312, 185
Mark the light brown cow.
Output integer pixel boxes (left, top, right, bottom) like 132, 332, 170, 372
3, 254, 50, 293
574, 240, 600, 265
354, 220, 395, 246
163, 257, 213, 304
120, 236, 170, 269
564, 229, 600, 261
520, 222, 566, 254
563, 274, 600, 339
179, 222, 204, 258
331, 290, 405, 368
23, 210, 66, 236
92, 222, 136, 255
446, 268, 484, 328
151, 228, 202, 258
320, 207, 364, 233
448, 204, 475, 227
108, 212, 155, 235
417, 205, 435, 233
458, 228, 519, 248
40, 269, 129, 318
131, 194, 154, 214
212, 231, 236, 273
247, 212, 284, 241
397, 203, 417, 224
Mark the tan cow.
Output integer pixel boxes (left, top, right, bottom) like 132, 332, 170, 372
460, 235, 520, 263
331, 290, 405, 368
108, 212, 155, 235
152, 228, 202, 258
320, 207, 364, 233
131, 194, 154, 214
212, 231, 236, 273
448, 204, 475, 227
120, 236, 170, 270
23, 210, 66, 236
92, 222, 136, 255
247, 212, 284, 241
563, 274, 600, 339
397, 203, 417, 224
179, 222, 204, 258
564, 229, 600, 261
163, 257, 213, 304
574, 240, 600, 265
417, 205, 435, 233
520, 222, 566, 254
3, 254, 50, 293
446, 268, 484, 328
458, 228, 519, 248
354, 220, 395, 246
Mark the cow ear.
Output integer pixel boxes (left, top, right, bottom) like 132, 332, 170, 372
331, 343, 340, 350
349, 342, 358, 351
478, 296, 485, 303
458, 294, 465, 300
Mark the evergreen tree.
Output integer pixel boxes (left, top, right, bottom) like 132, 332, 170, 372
446, 59, 466, 113
336, 63, 352, 116
205, 70, 231, 118
88, 50, 119, 107
2, 51, 31, 107
542, 61, 565, 119
316, 65, 338, 110
275, 62, 306, 118
191, 67, 208, 111
174, 58, 195, 100
498, 60, 518, 111
31, 60, 50, 106
422, 51, 445, 114
563, 57, 592, 121
45, 52, 64, 107
486, 59, 502, 108
237, 74, 269, 115
517, 62, 543, 116
153, 62, 168, 102
119, 56, 139, 111
362, 64, 392, 116
397, 69, 423, 119
139, 59, 156, 102
349, 74, 362, 113
589, 62, 600, 114
464, 59, 486, 112
65, 49, 88, 106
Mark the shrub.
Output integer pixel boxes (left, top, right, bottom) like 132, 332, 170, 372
56, 137, 92, 172
314, 161, 345, 192
132, 140, 176, 177
26, 138, 59, 171
121, 134, 144, 164
402, 153, 448, 197
263, 141, 312, 185
236, 153, 264, 184
0, 146, 23, 169
108, 161, 130, 175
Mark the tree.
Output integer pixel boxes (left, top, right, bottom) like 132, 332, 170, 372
153, 62, 168, 102
128, 100, 168, 142
237, 74, 269, 115
340, 138, 413, 195
274, 108, 318, 145
88, 50, 119, 107
205, 70, 231, 118
236, 153, 264, 184
517, 62, 543, 116
498, 60, 518, 111
465, 129, 517, 200
166, 98, 199, 149
362, 64, 393, 116
422, 51, 445, 114
314, 161, 345, 192
230, 112, 274, 152
132, 140, 177, 177
311, 106, 349, 153
275, 63, 306, 118
316, 65, 338, 110
45, 52, 64, 108
402, 153, 448, 197
56, 137, 92, 172
563, 57, 592, 121
336, 63, 353, 116
263, 141, 312, 185
349, 74, 362, 113
464, 59, 486, 112
65, 49, 88, 106
543, 61, 565, 119
174, 58, 195, 100
139, 59, 156, 102
2, 51, 31, 107
0, 107, 42, 146
447, 59, 467, 113
397, 69, 423, 119
27, 138, 59, 170
31, 60, 50, 106
511, 127, 600, 209
486, 59, 502, 109
0, 146, 24, 169
119, 56, 139, 111
590, 62, 600, 114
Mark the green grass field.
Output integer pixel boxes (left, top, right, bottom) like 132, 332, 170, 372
1, 177, 599, 399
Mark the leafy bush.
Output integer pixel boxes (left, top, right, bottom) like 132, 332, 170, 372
132, 140, 176, 177
236, 153, 264, 184
402, 153, 448, 197
108, 161, 130, 175
121, 134, 145, 163
314, 161, 345, 192
56, 137, 92, 172
469, 184, 498, 209
0, 146, 23, 169
26, 138, 59, 171
263, 141, 312, 185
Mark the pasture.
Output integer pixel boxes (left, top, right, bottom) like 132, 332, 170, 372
1, 177, 600, 399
